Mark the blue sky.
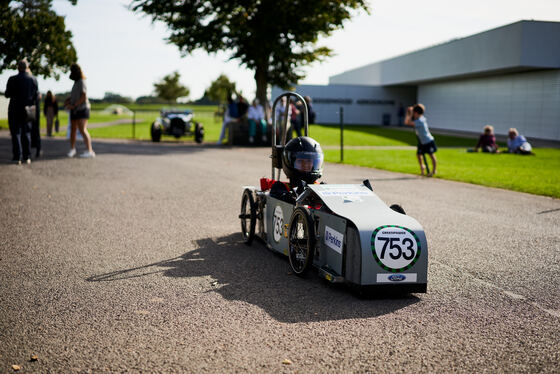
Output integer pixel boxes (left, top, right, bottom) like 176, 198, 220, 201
1, 0, 559, 100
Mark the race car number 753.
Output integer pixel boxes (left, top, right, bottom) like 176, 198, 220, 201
273, 205, 284, 243
371, 226, 421, 272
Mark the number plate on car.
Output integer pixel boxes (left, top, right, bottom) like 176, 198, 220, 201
371, 225, 421, 272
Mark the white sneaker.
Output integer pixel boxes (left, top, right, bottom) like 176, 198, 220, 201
67, 148, 76, 158
79, 151, 96, 158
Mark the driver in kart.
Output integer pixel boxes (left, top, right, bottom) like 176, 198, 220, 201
270, 136, 323, 202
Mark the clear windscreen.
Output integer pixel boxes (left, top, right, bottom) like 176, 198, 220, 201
293, 151, 323, 173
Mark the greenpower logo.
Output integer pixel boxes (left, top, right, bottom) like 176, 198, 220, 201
371, 225, 421, 272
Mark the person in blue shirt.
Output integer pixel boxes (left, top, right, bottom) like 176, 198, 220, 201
507, 128, 532, 155
405, 104, 437, 177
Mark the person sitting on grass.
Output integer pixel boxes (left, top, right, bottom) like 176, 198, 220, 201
405, 103, 437, 177
247, 98, 267, 144
475, 125, 499, 153
507, 128, 532, 155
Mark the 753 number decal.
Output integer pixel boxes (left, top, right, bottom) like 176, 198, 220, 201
272, 205, 284, 243
371, 226, 421, 272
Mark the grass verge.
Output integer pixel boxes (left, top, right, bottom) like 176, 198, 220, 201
324, 148, 560, 198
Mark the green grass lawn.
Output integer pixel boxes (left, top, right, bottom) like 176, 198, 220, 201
310, 124, 505, 147
324, 148, 560, 198
89, 102, 218, 113
0, 105, 221, 141
2, 107, 558, 198
87, 109, 221, 141
0, 110, 133, 131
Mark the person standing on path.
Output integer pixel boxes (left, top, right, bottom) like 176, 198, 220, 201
217, 93, 239, 145
31, 89, 41, 158
43, 91, 59, 136
405, 103, 437, 177
65, 63, 94, 158
4, 59, 38, 164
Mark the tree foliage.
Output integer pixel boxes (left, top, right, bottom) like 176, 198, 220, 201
103, 92, 133, 103
135, 95, 167, 104
130, 0, 369, 107
206, 74, 236, 103
153, 71, 190, 104
0, 0, 78, 78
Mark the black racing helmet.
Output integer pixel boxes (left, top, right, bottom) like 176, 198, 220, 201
282, 136, 323, 184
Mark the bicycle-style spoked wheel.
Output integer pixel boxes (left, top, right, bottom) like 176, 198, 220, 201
288, 207, 315, 276
239, 189, 256, 245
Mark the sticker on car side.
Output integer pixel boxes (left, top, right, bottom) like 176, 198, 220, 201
324, 225, 344, 254
315, 184, 374, 197
272, 205, 284, 243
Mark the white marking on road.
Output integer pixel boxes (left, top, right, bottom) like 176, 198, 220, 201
433, 260, 557, 318
530, 303, 560, 318
502, 291, 526, 300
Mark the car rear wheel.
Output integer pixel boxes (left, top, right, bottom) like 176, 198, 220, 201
390, 204, 406, 214
151, 122, 162, 142
288, 207, 315, 276
194, 122, 204, 143
239, 189, 256, 245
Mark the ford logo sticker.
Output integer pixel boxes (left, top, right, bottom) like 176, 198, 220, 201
388, 274, 406, 282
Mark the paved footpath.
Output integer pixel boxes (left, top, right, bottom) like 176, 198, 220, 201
0, 135, 559, 373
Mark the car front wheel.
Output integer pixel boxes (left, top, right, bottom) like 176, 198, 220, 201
151, 122, 162, 142
194, 122, 204, 143
288, 207, 315, 276
239, 189, 256, 245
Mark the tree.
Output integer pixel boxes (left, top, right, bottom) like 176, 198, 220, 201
103, 92, 133, 103
135, 95, 166, 105
0, 0, 78, 78
130, 0, 369, 110
153, 71, 190, 104
206, 74, 236, 104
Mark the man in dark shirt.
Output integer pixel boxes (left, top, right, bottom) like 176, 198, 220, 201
5, 59, 38, 164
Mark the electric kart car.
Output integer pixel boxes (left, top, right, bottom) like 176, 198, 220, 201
239, 92, 428, 294
150, 109, 204, 143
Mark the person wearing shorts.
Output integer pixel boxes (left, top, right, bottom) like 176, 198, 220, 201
405, 103, 437, 176
65, 63, 94, 158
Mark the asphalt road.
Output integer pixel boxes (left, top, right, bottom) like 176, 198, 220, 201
1, 135, 559, 373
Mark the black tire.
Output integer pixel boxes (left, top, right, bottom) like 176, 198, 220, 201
239, 189, 256, 245
288, 207, 315, 276
194, 122, 204, 144
151, 123, 162, 142
390, 204, 406, 215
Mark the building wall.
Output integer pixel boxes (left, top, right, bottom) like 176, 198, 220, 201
418, 70, 560, 140
272, 85, 416, 125
329, 21, 560, 86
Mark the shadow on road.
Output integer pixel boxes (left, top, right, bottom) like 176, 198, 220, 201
0, 135, 211, 164
87, 233, 420, 323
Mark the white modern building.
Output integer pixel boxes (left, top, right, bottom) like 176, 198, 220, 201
274, 20, 560, 141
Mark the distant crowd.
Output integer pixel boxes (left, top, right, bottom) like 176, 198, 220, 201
217, 93, 315, 145
4, 59, 95, 164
